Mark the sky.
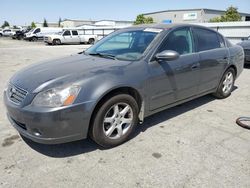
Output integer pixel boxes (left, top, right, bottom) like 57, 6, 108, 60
1, 0, 250, 26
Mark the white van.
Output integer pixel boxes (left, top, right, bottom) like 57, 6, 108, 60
24, 27, 63, 41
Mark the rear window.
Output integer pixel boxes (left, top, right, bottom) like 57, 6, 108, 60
193, 27, 220, 51
72, 30, 78, 35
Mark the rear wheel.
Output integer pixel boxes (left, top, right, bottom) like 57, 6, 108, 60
88, 38, 95, 44
90, 94, 139, 148
32, 36, 38, 42
213, 68, 235, 99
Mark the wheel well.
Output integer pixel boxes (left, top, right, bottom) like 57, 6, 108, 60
228, 65, 237, 77
89, 87, 143, 133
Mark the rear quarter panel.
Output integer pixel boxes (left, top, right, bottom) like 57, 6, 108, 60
228, 45, 244, 78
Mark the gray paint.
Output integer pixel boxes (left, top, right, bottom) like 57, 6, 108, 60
4, 24, 244, 144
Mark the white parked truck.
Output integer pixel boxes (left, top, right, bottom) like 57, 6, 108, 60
44, 30, 97, 45
24, 27, 63, 41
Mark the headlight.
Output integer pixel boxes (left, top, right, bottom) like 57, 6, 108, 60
32, 85, 81, 107
48, 37, 52, 41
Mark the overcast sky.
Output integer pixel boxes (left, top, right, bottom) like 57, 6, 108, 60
1, 0, 250, 26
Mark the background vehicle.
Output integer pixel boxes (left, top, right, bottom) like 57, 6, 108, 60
12, 29, 30, 40
4, 24, 244, 148
44, 30, 97, 45
2, 29, 16, 37
238, 40, 250, 64
24, 27, 63, 41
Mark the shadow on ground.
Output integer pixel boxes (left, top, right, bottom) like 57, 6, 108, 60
23, 91, 238, 158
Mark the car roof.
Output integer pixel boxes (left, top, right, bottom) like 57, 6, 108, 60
126, 23, 216, 32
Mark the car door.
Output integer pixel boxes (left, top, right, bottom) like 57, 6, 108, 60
148, 27, 200, 111
192, 27, 229, 93
71, 30, 80, 44
62, 30, 72, 43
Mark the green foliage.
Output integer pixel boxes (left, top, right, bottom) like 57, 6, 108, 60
134, 14, 154, 25
209, 6, 242, 22
13, 25, 18, 29
43, 18, 48, 27
31, 22, 36, 28
209, 17, 222, 23
1, 21, 10, 28
58, 17, 62, 27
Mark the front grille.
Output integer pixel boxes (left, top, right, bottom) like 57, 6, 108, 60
245, 49, 250, 56
7, 84, 28, 105
44, 37, 48, 41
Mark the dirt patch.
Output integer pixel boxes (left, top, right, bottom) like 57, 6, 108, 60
2, 135, 20, 147
152, 152, 162, 159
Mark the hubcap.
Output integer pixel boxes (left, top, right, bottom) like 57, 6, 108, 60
103, 103, 133, 139
222, 72, 233, 94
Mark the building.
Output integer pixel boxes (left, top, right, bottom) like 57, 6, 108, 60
35, 22, 59, 28
60, 19, 95, 28
61, 19, 133, 28
144, 8, 250, 23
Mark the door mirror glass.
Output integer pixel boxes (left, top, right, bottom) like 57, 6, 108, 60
155, 50, 180, 61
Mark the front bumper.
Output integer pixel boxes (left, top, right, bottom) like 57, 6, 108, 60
4, 90, 95, 144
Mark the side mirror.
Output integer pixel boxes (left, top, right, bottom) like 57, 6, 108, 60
155, 50, 180, 61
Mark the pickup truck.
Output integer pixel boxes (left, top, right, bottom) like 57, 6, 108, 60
44, 30, 97, 45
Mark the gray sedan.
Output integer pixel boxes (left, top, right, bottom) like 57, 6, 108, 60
4, 24, 244, 148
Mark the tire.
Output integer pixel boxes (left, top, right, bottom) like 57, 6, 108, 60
88, 38, 95, 44
90, 94, 139, 148
52, 39, 61, 45
32, 36, 38, 42
213, 68, 235, 99
0, 34, 2, 37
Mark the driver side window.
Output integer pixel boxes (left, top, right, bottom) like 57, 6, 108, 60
158, 27, 194, 55
63, 30, 71, 36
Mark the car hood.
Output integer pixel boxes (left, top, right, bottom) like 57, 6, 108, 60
10, 54, 129, 93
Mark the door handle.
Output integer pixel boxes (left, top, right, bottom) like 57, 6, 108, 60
191, 64, 199, 70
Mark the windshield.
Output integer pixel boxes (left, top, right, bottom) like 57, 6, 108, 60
85, 29, 160, 61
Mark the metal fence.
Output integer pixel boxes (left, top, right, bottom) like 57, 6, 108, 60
74, 22, 250, 44
76, 28, 119, 40
195, 21, 250, 44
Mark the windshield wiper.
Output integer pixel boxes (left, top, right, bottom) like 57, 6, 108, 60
88, 53, 117, 60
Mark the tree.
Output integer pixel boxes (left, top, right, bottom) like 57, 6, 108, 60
1, 21, 10, 28
43, 18, 48, 27
134, 14, 154, 25
58, 17, 62, 27
13, 25, 18, 29
209, 6, 241, 22
31, 22, 36, 28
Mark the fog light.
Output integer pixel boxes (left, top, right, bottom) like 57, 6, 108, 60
33, 129, 41, 136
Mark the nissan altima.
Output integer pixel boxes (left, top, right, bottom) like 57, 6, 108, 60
4, 24, 244, 148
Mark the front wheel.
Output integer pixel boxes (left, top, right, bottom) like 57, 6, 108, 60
90, 94, 139, 148
52, 39, 61, 45
213, 68, 235, 99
